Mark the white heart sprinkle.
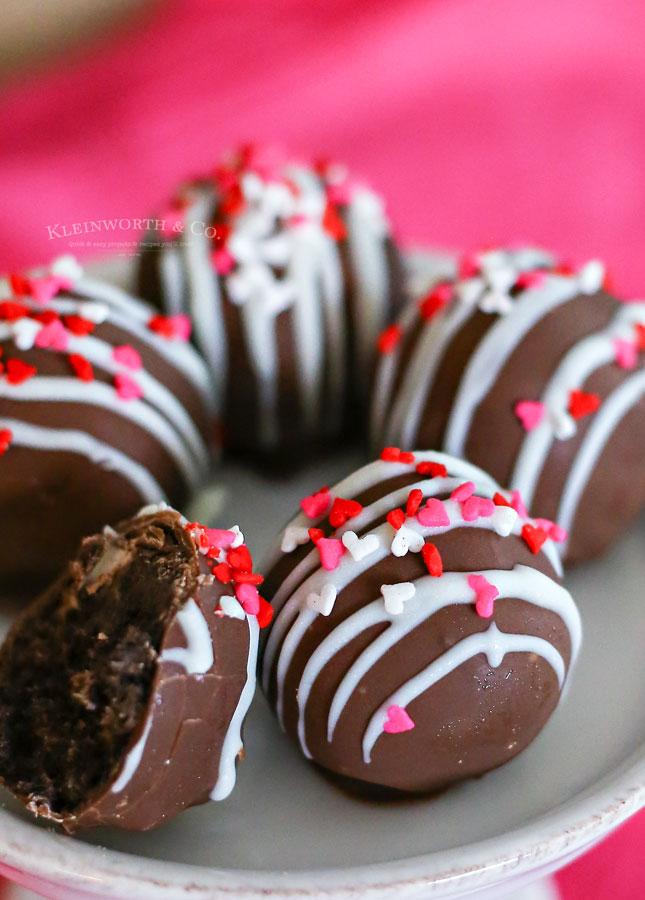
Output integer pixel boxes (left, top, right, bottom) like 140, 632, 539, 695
78, 301, 109, 324
306, 584, 337, 616
550, 408, 577, 441
479, 290, 513, 316
281, 525, 310, 553
51, 254, 83, 282
342, 530, 380, 561
491, 506, 518, 537
456, 277, 484, 307
391, 525, 424, 558
218, 595, 246, 620
381, 582, 416, 616
577, 260, 605, 295
229, 525, 245, 549
10, 318, 41, 351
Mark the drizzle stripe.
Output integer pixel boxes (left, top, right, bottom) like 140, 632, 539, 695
0, 417, 165, 502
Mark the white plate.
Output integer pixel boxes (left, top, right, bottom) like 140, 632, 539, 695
0, 253, 643, 899
0, 456, 644, 900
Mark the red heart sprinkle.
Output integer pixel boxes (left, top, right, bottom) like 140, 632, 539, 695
422, 542, 443, 577
68, 353, 94, 382
416, 461, 448, 478
212, 563, 233, 583
0, 301, 30, 321
387, 509, 406, 531
227, 545, 253, 573
0, 429, 13, 455
31, 310, 59, 326
329, 497, 363, 528
9, 273, 31, 296
232, 571, 264, 585
635, 323, 645, 352
322, 203, 347, 241
406, 489, 423, 518
493, 492, 512, 507
419, 282, 452, 320
308, 527, 325, 545
257, 597, 274, 629
6, 359, 37, 385
377, 324, 403, 355
63, 315, 96, 336
522, 523, 548, 554
568, 389, 601, 420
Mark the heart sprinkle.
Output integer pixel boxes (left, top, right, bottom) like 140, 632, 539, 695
468, 574, 499, 618
342, 530, 379, 561
391, 525, 424, 557
281, 525, 310, 553
114, 373, 144, 401
317, 538, 345, 571
522, 523, 548, 554
417, 498, 450, 528
422, 542, 443, 577
306, 584, 338, 616
300, 487, 331, 519
568, 389, 601, 420
381, 582, 416, 615
515, 400, 545, 431
383, 705, 415, 734
450, 481, 475, 502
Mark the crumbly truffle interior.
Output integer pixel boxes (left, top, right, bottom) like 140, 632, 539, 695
0, 512, 197, 817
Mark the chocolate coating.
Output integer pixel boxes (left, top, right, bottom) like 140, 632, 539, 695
372, 248, 645, 565
0, 261, 214, 597
260, 451, 580, 796
137, 146, 407, 464
0, 508, 259, 832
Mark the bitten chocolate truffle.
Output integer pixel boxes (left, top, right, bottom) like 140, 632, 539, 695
372, 247, 645, 565
260, 450, 580, 796
0, 505, 271, 832
137, 144, 406, 460
0, 255, 214, 597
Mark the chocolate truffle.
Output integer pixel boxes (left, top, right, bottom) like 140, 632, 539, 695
0, 255, 214, 597
260, 449, 581, 796
137, 144, 406, 460
0, 505, 271, 831
372, 247, 645, 565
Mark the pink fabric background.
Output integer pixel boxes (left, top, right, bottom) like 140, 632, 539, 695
0, 0, 643, 896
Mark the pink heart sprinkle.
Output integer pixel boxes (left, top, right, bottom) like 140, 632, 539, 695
614, 338, 638, 370
462, 496, 495, 522
300, 490, 331, 519
417, 498, 450, 528
212, 247, 236, 275
468, 573, 499, 618
317, 537, 345, 571
451, 481, 475, 502
535, 519, 568, 543
114, 373, 144, 401
30, 275, 72, 305
236, 582, 260, 615
515, 400, 545, 431
34, 319, 69, 351
510, 490, 528, 518
383, 705, 415, 734
113, 345, 143, 370
169, 314, 192, 341
205, 528, 236, 550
